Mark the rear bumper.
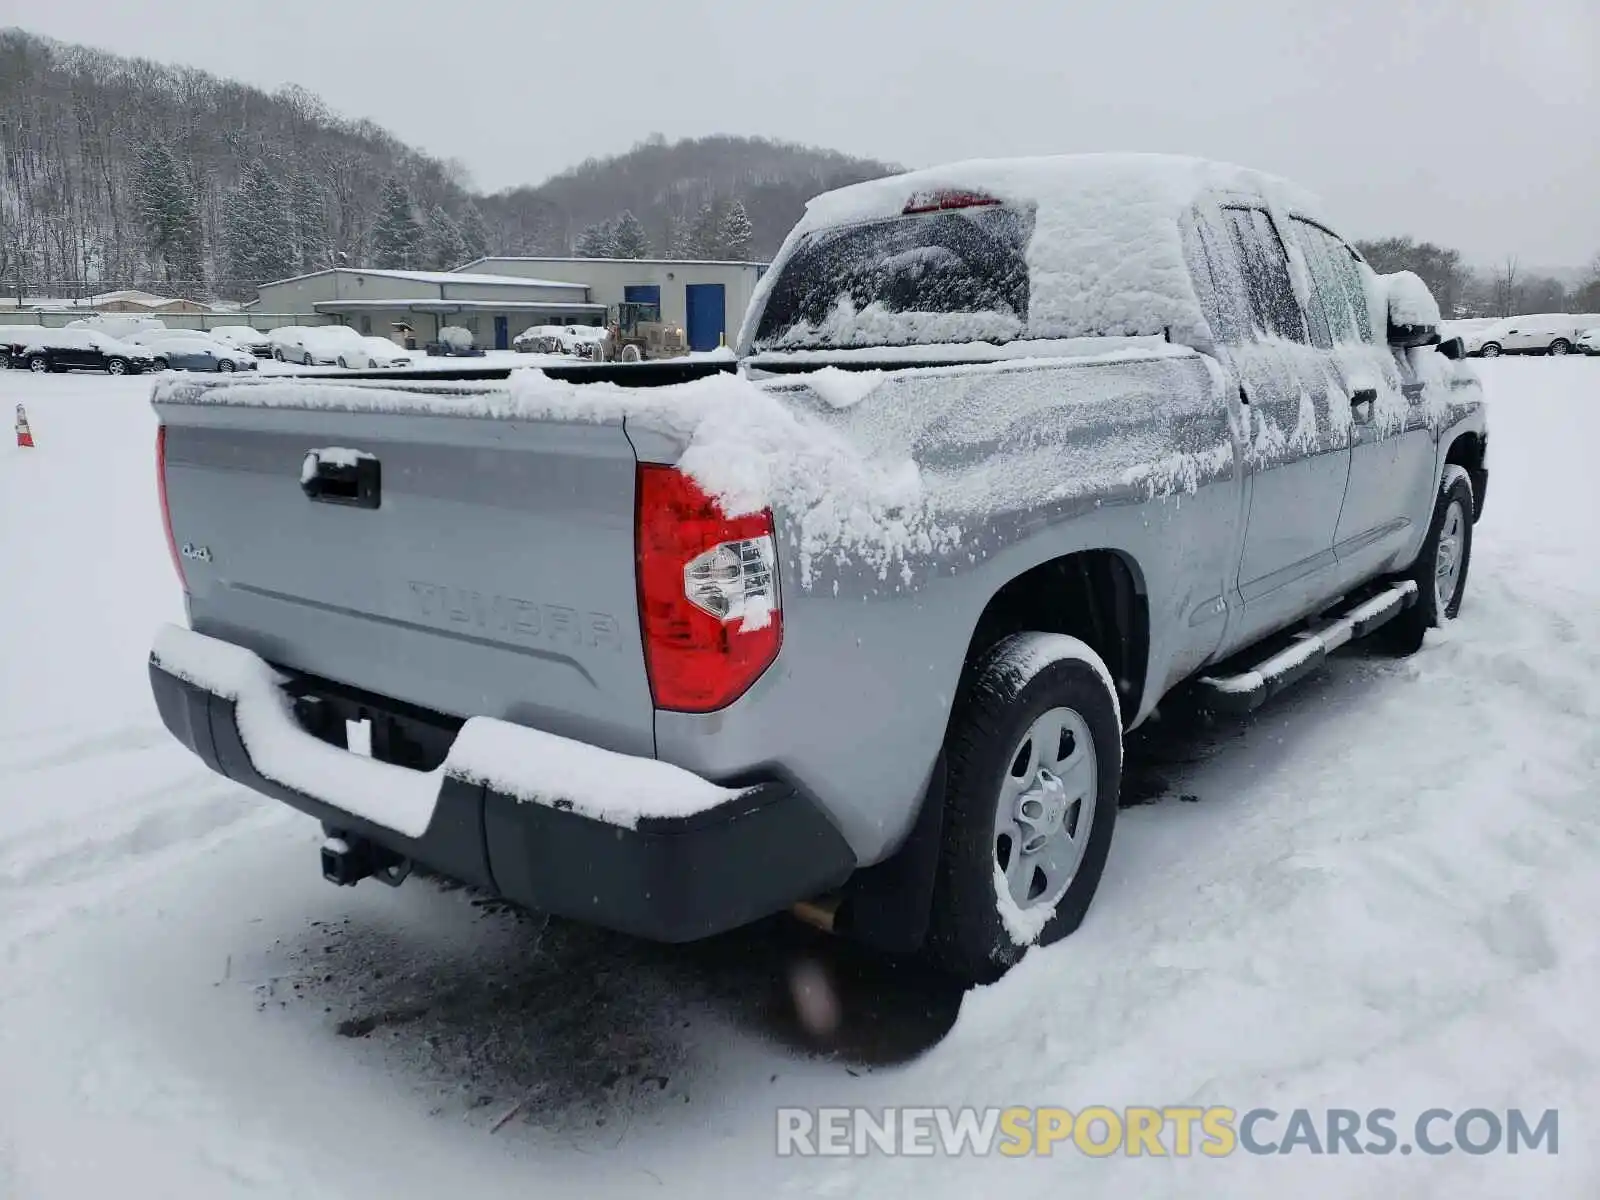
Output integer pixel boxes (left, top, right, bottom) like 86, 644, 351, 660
149, 626, 854, 942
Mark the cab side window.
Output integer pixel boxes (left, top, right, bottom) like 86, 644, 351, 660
1291, 219, 1374, 344
1222, 207, 1309, 344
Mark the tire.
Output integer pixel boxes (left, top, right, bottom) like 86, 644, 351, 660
273, 348, 285, 362
1378, 473, 1474, 655
27, 355, 48, 374
337, 357, 348, 369
621, 343, 643, 363
1548, 339, 1570, 356
924, 633, 1122, 983
1479, 342, 1501, 358
217, 359, 235, 373
106, 358, 128, 376
152, 357, 169, 372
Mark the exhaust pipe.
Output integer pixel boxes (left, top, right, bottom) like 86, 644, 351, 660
321, 835, 411, 888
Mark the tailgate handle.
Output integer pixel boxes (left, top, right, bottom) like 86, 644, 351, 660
301, 449, 381, 509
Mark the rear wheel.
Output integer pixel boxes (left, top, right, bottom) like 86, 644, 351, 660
217, 359, 235, 373
337, 357, 348, 369
1479, 342, 1502, 357
273, 348, 285, 362
621, 343, 643, 363
1548, 338, 1571, 356
152, 357, 169, 372
925, 633, 1122, 983
1379, 474, 1474, 655
27, 355, 48, 373
106, 358, 128, 376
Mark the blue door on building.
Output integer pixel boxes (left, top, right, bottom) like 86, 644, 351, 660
684, 284, 726, 352
623, 285, 662, 313
494, 315, 509, 350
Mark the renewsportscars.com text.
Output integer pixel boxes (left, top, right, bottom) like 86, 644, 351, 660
776, 1106, 1559, 1158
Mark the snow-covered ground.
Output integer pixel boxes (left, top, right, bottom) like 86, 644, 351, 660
2, 360, 1597, 1198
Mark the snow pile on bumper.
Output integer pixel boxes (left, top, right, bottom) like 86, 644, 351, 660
150, 623, 748, 837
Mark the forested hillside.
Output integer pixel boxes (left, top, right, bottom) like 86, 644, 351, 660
483, 133, 897, 263
0, 29, 894, 301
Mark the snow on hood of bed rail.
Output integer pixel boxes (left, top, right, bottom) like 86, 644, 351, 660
741, 153, 1327, 351
156, 357, 1227, 591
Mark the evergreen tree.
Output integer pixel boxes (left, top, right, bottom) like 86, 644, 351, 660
459, 200, 490, 261
289, 168, 328, 274
611, 210, 650, 259
132, 139, 206, 288
221, 159, 296, 292
423, 204, 468, 270
368, 176, 421, 269
575, 220, 617, 258
688, 201, 722, 260
665, 210, 692, 259
717, 199, 753, 261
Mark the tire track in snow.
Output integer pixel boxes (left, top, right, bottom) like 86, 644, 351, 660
0, 782, 256, 892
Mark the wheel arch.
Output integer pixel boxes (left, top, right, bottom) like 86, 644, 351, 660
960, 548, 1150, 732
1444, 430, 1488, 520
834, 546, 1148, 957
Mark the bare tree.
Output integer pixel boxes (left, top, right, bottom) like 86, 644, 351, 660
1491, 256, 1520, 318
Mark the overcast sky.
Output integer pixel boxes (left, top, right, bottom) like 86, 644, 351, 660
3, 0, 1595, 265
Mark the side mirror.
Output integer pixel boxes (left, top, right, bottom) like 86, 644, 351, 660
1388, 321, 1440, 349
1436, 336, 1466, 361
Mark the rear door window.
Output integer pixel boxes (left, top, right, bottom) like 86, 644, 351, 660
1222, 207, 1309, 343
751, 202, 1035, 351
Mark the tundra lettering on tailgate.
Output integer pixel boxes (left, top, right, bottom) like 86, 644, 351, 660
407, 581, 622, 651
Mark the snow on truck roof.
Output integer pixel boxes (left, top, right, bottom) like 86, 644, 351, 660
762, 153, 1329, 345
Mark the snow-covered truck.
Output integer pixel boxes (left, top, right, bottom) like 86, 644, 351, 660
148, 155, 1488, 982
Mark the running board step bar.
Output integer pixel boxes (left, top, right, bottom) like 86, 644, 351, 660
1197, 581, 1419, 715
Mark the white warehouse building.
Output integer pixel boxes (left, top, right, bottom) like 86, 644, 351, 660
248, 268, 602, 348
453, 257, 768, 352
249, 258, 768, 352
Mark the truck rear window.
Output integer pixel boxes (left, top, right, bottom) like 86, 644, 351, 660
751, 205, 1034, 351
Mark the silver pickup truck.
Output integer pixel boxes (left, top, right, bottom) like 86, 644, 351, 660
149, 155, 1487, 982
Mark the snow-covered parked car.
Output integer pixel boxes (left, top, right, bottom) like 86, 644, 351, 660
1466, 314, 1583, 357
17, 327, 157, 375
269, 325, 367, 366
130, 331, 258, 373
340, 336, 414, 369
0, 323, 47, 369
265, 326, 313, 362
208, 326, 274, 358
513, 323, 609, 355
148, 154, 1488, 983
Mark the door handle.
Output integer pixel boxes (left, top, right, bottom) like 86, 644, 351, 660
301, 449, 381, 509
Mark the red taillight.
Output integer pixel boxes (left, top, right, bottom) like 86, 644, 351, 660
902, 189, 1003, 215
156, 424, 188, 593
636, 464, 781, 713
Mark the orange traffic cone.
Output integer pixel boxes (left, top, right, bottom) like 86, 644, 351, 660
15, 404, 34, 449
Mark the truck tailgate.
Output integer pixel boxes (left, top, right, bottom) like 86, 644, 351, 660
156, 386, 655, 758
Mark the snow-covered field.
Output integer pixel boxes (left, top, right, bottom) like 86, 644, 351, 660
2, 360, 1597, 1198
